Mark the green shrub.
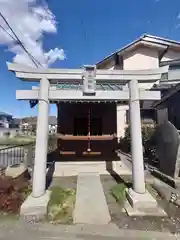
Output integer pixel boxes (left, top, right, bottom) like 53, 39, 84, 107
111, 182, 159, 205
118, 124, 155, 154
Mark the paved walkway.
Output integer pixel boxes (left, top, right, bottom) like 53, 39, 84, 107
0, 221, 178, 239
73, 172, 111, 224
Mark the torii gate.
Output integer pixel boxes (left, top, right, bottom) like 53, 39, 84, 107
8, 63, 169, 211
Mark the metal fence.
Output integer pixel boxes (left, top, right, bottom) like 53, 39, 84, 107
0, 138, 57, 169
0, 143, 34, 168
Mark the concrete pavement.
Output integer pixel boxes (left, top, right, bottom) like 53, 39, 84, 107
73, 172, 111, 224
0, 221, 179, 239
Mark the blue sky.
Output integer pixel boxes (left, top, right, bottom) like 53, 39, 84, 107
0, 0, 180, 117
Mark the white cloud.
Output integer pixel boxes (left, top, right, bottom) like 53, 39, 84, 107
175, 13, 180, 29
45, 48, 65, 65
0, 0, 65, 67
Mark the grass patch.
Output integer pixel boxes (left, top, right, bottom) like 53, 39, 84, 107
47, 186, 76, 224
0, 136, 35, 146
111, 181, 161, 212
111, 182, 128, 206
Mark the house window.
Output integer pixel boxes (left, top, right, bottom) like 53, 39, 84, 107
161, 73, 168, 81
141, 110, 155, 124
0, 123, 4, 128
169, 64, 180, 70
126, 109, 155, 124
126, 110, 130, 124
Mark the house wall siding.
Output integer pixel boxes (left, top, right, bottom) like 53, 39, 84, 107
123, 47, 159, 70
115, 47, 159, 138
123, 47, 159, 90
116, 104, 129, 140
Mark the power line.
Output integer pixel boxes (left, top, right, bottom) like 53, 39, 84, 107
80, 18, 87, 44
0, 24, 18, 42
79, 10, 89, 65
0, 12, 43, 68
0, 11, 41, 67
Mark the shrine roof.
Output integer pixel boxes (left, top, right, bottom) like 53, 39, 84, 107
55, 83, 123, 91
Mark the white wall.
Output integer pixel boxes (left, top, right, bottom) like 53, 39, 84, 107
116, 104, 129, 140
123, 47, 159, 70
123, 47, 159, 90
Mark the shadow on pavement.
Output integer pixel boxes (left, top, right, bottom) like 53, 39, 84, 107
45, 151, 56, 189
105, 160, 132, 187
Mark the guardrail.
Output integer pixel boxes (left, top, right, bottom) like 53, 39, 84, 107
0, 138, 57, 169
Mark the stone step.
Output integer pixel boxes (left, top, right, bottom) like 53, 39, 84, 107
53, 161, 131, 176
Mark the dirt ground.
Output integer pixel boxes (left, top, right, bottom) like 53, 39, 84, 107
100, 174, 180, 233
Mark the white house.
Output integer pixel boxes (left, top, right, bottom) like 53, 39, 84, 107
96, 34, 180, 139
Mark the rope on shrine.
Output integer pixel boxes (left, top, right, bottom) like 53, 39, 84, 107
87, 106, 91, 152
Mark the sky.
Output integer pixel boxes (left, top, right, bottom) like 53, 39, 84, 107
0, 0, 180, 117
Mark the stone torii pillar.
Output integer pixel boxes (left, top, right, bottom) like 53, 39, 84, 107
129, 79, 146, 194
126, 78, 166, 216
32, 76, 50, 198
